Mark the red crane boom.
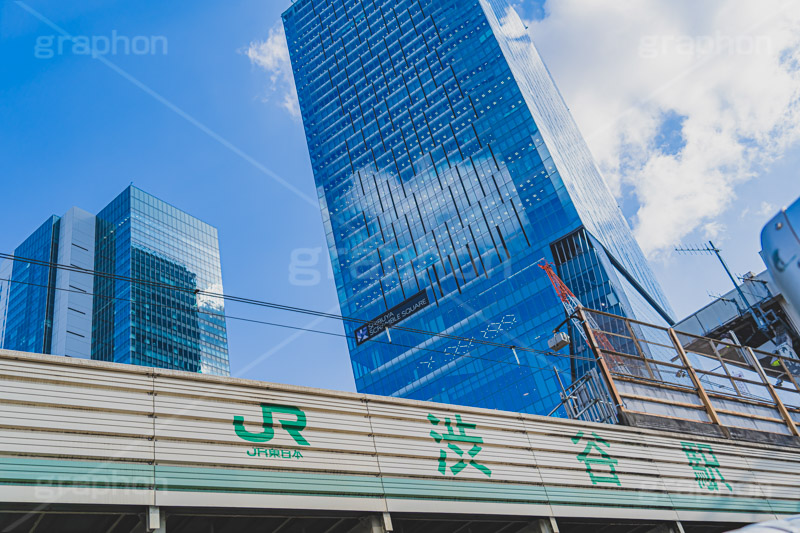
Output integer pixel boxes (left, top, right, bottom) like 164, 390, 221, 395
536, 260, 618, 357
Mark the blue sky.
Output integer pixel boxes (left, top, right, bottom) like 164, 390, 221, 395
2, 0, 799, 393
0, 0, 354, 390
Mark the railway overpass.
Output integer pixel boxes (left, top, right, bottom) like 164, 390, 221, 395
0, 349, 798, 532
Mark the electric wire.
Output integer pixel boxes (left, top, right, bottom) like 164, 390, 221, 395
0, 276, 575, 416
0, 276, 592, 376
1, 255, 778, 411
0, 252, 596, 363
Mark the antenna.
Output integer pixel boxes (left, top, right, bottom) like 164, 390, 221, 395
675, 241, 771, 335
706, 291, 742, 312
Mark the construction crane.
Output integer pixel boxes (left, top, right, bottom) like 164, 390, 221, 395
536, 260, 617, 357
537, 259, 621, 424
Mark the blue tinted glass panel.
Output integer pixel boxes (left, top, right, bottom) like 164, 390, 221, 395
2, 216, 60, 354
283, 0, 672, 414
92, 186, 230, 375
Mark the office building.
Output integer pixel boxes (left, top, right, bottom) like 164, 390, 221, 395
0, 186, 230, 375
0, 210, 94, 357
1, 215, 61, 355
283, 0, 673, 414
0, 260, 11, 348
51, 208, 97, 359
92, 186, 230, 375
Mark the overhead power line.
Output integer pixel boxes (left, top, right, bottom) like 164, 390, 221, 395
0, 275, 584, 375
0, 267, 594, 374
2, 274, 577, 414
0, 252, 593, 362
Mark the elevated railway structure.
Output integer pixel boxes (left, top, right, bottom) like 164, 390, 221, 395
1, 340, 799, 532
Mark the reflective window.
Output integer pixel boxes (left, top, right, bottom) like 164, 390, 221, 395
92, 186, 230, 376
283, 0, 671, 414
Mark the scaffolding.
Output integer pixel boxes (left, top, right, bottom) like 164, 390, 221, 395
579, 307, 800, 443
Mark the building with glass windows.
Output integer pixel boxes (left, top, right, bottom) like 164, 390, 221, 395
283, 0, 673, 414
0, 209, 95, 358
1, 216, 62, 355
0, 187, 230, 376
92, 186, 230, 375
0, 260, 11, 348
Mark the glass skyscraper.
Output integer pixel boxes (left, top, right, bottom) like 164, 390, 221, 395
92, 186, 230, 375
0, 187, 230, 376
283, 0, 673, 414
1, 208, 97, 359
1, 216, 60, 354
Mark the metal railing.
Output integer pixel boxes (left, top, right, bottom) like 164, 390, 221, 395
578, 307, 800, 438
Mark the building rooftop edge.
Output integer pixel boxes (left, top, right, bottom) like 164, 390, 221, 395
121, 184, 219, 234
281, 0, 307, 18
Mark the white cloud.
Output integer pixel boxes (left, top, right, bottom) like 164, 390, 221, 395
701, 221, 726, 241
527, 0, 800, 257
244, 23, 300, 119
757, 201, 777, 218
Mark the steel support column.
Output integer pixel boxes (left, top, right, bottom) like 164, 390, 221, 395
668, 328, 723, 427
516, 517, 559, 533
745, 347, 800, 437
146, 507, 165, 533
349, 513, 392, 533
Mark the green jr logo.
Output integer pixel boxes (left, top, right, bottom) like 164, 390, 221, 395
233, 404, 310, 446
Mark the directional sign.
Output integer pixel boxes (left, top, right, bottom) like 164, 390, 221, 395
354, 290, 430, 345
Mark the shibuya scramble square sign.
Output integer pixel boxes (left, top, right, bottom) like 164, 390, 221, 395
354, 290, 431, 345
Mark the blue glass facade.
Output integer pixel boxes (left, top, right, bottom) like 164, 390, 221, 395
92, 186, 230, 375
2, 216, 60, 354
284, 0, 672, 414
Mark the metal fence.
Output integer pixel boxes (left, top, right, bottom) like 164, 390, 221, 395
579, 308, 800, 439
